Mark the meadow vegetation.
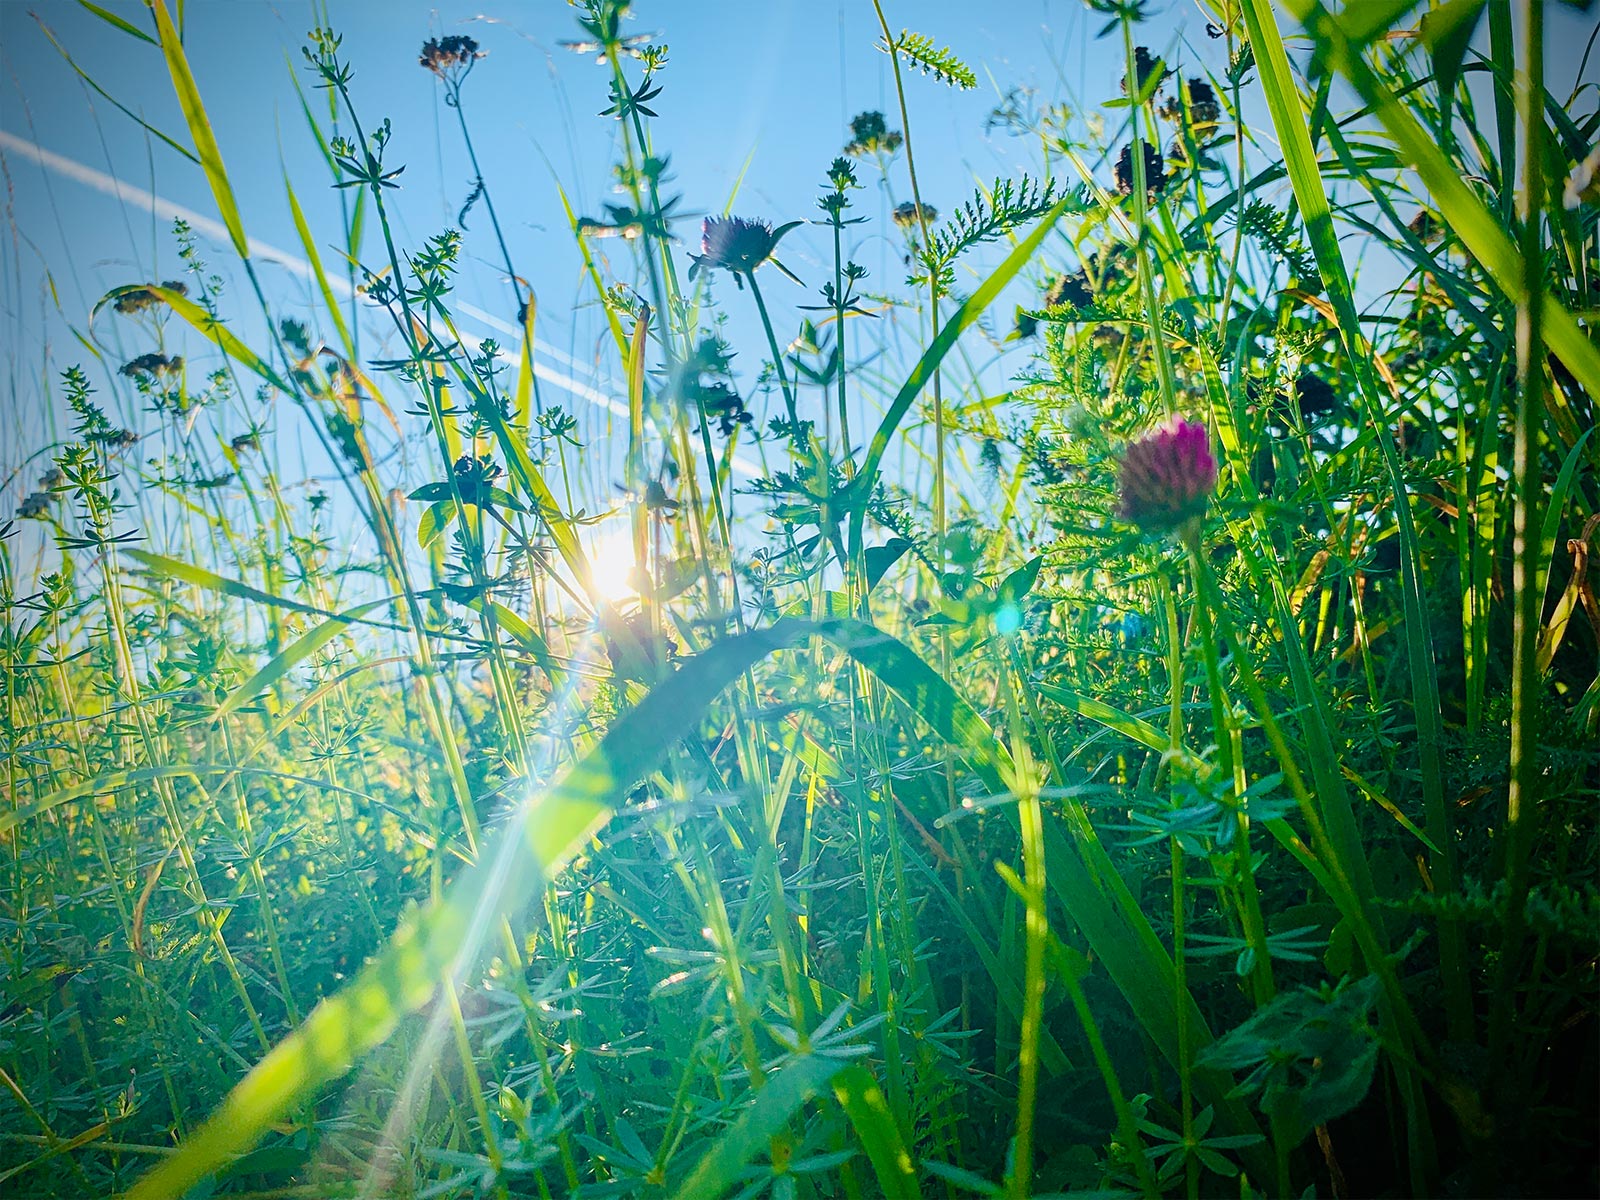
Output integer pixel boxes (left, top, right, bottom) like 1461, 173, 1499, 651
2, 0, 1598, 1196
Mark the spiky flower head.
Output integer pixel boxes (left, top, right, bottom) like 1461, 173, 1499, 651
1160, 78, 1221, 131
1044, 270, 1092, 310
1118, 417, 1217, 536
689, 216, 801, 287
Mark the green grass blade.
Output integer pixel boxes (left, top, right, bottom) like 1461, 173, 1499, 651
75, 0, 158, 43
1240, 0, 1458, 1047
1281, 0, 1600, 411
125, 550, 409, 632
832, 1064, 919, 1199
35, 18, 194, 162
282, 172, 354, 354
149, 0, 248, 259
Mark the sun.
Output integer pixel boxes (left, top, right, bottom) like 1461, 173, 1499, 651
585, 525, 641, 605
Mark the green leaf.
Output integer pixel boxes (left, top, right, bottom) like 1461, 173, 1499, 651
996, 556, 1042, 606
864, 538, 912, 591
887, 30, 977, 89
417, 500, 456, 549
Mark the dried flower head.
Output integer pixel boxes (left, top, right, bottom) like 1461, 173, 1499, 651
120, 353, 183, 378
419, 35, 483, 79
112, 281, 188, 315
1293, 372, 1339, 422
1118, 417, 1218, 536
1044, 270, 1092, 310
1115, 141, 1167, 198
18, 492, 52, 520
845, 111, 903, 157
1120, 47, 1169, 97
1562, 144, 1600, 211
1407, 209, 1441, 243
1164, 77, 1222, 130
88, 428, 140, 451
688, 216, 800, 285
891, 201, 939, 229
452, 453, 502, 506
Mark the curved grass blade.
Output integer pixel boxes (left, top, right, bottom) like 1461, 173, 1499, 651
90, 285, 294, 395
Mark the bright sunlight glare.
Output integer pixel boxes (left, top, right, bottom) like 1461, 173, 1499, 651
586, 524, 642, 604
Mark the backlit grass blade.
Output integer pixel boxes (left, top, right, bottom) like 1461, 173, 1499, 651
125, 550, 410, 632
149, 0, 248, 260
125, 623, 822, 1200
76, 0, 157, 44
283, 172, 353, 354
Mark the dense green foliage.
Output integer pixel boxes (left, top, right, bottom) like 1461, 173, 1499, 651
3, 1, 1598, 1197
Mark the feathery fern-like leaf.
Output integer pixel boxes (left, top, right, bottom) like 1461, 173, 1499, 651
883, 30, 977, 89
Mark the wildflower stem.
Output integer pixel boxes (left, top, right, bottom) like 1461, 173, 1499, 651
745, 270, 798, 425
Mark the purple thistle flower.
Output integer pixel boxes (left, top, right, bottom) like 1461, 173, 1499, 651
1118, 417, 1218, 535
689, 216, 801, 286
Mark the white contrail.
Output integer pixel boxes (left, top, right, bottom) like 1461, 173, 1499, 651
0, 127, 761, 477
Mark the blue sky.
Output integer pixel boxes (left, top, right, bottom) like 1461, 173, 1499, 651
2, 1, 1595, 533
2, 1, 1151, 469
